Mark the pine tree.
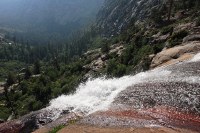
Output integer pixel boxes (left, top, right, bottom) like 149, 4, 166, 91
24, 67, 32, 79
168, 0, 174, 21
6, 73, 15, 87
33, 60, 41, 75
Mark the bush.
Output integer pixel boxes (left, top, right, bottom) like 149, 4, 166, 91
24, 67, 32, 80
120, 46, 133, 65
161, 26, 173, 35
169, 30, 188, 47
0, 106, 10, 120
153, 43, 165, 54
33, 60, 40, 75
114, 64, 126, 77
101, 42, 110, 53
19, 81, 28, 95
49, 125, 65, 133
107, 60, 126, 77
6, 72, 15, 86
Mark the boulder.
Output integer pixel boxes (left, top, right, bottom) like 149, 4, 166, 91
151, 41, 200, 68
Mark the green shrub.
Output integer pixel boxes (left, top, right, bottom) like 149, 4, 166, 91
0, 105, 10, 120
120, 46, 134, 65
114, 64, 126, 77
153, 43, 165, 54
91, 36, 104, 48
169, 30, 188, 47
101, 42, 110, 53
161, 26, 173, 35
107, 60, 126, 77
49, 125, 65, 133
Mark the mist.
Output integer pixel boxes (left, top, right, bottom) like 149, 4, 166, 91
0, 0, 104, 44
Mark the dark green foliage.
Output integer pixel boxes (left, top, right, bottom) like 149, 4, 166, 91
19, 81, 28, 95
24, 67, 31, 80
0, 58, 88, 119
107, 60, 126, 77
28, 98, 43, 111
133, 45, 154, 65
120, 45, 135, 65
153, 43, 165, 54
150, 8, 163, 24
49, 125, 65, 133
101, 41, 110, 53
33, 60, 41, 75
169, 30, 188, 47
161, 26, 174, 35
91, 36, 105, 48
0, 106, 10, 120
6, 73, 15, 87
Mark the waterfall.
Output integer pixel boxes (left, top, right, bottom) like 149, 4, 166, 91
46, 53, 200, 120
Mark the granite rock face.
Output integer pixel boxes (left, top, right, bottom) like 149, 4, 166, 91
151, 41, 200, 68
97, 0, 167, 36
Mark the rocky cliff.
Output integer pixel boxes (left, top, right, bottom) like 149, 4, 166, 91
97, 0, 166, 36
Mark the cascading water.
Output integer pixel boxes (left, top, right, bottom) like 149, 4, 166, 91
45, 53, 200, 121
46, 68, 171, 120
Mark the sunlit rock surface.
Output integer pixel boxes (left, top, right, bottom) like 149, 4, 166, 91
151, 41, 200, 68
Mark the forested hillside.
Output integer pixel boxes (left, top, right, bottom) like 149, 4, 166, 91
0, 0, 103, 45
0, 0, 200, 128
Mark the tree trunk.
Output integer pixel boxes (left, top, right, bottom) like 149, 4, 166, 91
168, 0, 173, 21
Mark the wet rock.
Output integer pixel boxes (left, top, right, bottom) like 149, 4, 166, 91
143, 97, 156, 108
61, 107, 74, 115
0, 120, 22, 133
0, 111, 40, 133
44, 112, 80, 129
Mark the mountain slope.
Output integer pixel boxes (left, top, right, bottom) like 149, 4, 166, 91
97, 0, 163, 36
0, 0, 103, 44
97, 0, 200, 36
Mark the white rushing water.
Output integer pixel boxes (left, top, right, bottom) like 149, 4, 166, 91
47, 68, 171, 119
189, 53, 200, 62
46, 53, 200, 120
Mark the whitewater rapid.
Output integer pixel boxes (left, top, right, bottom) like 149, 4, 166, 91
46, 53, 200, 120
